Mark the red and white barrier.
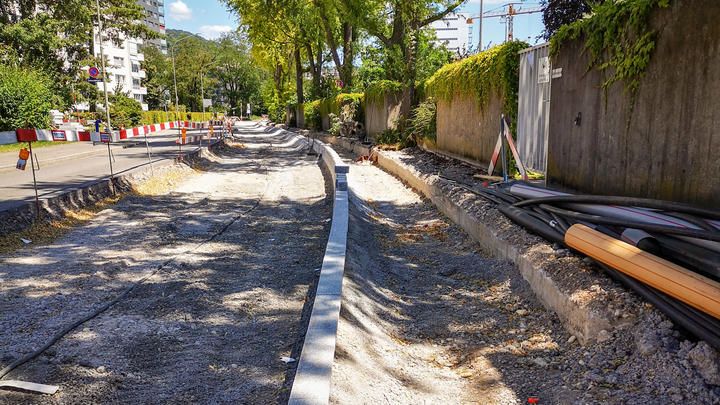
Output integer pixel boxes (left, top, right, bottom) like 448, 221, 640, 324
3, 121, 219, 145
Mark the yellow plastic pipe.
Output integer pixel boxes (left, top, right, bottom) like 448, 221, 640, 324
565, 224, 720, 319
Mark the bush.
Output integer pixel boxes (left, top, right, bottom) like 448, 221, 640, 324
365, 80, 403, 104
374, 126, 415, 149
110, 94, 142, 128
405, 98, 437, 142
424, 41, 528, 134
0, 65, 53, 130
304, 100, 321, 130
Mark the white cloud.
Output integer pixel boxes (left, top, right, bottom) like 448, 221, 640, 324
169, 0, 193, 21
199, 25, 233, 39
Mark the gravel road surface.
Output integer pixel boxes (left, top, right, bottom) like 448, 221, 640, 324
0, 125, 331, 404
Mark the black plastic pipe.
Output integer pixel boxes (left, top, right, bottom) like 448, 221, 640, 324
512, 195, 720, 220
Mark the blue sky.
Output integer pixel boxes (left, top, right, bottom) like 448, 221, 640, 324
165, 0, 546, 45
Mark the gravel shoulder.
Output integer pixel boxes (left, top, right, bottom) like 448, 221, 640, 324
0, 128, 331, 404
330, 145, 720, 404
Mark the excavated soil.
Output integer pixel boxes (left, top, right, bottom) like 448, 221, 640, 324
0, 128, 331, 404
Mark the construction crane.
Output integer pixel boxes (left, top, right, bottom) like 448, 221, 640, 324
467, 2, 543, 44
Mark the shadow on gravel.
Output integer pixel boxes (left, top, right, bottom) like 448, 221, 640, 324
334, 189, 572, 403
0, 133, 332, 404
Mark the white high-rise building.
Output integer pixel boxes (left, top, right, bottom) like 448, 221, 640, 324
87, 0, 167, 112
92, 32, 149, 111
430, 12, 473, 55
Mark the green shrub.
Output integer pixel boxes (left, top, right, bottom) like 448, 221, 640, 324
304, 100, 321, 130
405, 98, 437, 142
375, 127, 415, 149
0, 64, 53, 130
110, 94, 142, 128
424, 41, 528, 134
365, 80, 403, 104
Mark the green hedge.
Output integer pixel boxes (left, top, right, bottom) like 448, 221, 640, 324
319, 93, 364, 124
365, 80, 403, 105
304, 100, 321, 130
141, 111, 216, 125
0, 65, 53, 130
424, 40, 528, 129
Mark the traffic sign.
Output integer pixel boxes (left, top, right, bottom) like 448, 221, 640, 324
51, 130, 67, 141
100, 132, 111, 143
88, 66, 100, 78
87, 78, 103, 83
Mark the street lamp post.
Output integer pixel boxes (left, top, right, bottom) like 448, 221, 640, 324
169, 34, 194, 127
95, 0, 115, 185
478, 0, 484, 52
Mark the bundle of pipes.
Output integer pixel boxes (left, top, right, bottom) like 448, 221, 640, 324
442, 176, 720, 349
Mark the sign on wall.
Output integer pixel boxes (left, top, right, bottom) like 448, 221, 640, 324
51, 130, 67, 141
538, 56, 550, 84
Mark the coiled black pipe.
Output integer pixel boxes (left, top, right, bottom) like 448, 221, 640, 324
539, 204, 720, 242
596, 262, 720, 350
498, 205, 564, 244
512, 195, 720, 220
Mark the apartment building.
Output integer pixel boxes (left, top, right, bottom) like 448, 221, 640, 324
429, 12, 473, 55
91, 32, 149, 111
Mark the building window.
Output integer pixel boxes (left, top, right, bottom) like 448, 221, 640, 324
113, 57, 124, 67
132, 63, 140, 73
115, 74, 125, 84
133, 78, 142, 89
134, 94, 144, 103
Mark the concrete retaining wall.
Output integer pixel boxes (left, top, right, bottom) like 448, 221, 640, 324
364, 90, 406, 139
435, 92, 504, 166
547, 0, 720, 207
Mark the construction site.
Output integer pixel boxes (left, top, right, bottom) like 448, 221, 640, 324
0, 0, 719, 404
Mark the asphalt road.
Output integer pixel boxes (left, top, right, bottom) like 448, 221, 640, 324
0, 128, 215, 212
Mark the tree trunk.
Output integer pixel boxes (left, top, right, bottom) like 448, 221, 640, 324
294, 46, 305, 128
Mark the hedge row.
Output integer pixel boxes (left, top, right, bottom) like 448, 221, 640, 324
423, 40, 528, 128
140, 111, 217, 125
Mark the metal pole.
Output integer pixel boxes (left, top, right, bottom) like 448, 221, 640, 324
500, 114, 508, 182
171, 45, 179, 127
28, 141, 40, 216
200, 69, 204, 147
144, 131, 153, 174
478, 0, 483, 52
95, 0, 113, 181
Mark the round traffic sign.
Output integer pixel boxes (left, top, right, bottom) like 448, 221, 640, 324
88, 66, 100, 78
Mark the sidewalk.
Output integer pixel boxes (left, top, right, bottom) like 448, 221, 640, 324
0, 142, 109, 172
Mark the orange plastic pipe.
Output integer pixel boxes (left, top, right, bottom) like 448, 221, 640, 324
565, 224, 720, 319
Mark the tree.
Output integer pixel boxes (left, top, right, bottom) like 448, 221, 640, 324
541, 0, 593, 40
0, 64, 53, 130
109, 93, 142, 128
0, 0, 158, 108
142, 46, 173, 110
212, 33, 263, 113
